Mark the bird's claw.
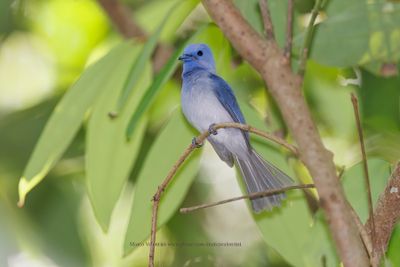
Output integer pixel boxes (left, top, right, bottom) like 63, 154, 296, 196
208, 123, 218, 135
192, 137, 203, 148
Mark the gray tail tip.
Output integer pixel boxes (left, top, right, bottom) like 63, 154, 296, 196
250, 192, 287, 213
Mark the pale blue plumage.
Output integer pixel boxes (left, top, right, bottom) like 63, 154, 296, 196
179, 44, 293, 212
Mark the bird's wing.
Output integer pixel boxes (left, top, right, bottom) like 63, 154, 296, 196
209, 73, 251, 149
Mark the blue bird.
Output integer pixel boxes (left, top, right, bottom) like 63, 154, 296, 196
179, 43, 293, 212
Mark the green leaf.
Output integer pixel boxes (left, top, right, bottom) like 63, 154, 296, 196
342, 158, 392, 223
135, 0, 200, 44
302, 212, 339, 267
115, 0, 197, 114
359, 70, 400, 132
239, 104, 312, 267
0, 0, 13, 36
311, 0, 370, 67
267, 0, 291, 48
303, 60, 356, 138
234, 0, 263, 35
123, 111, 200, 255
17, 43, 135, 206
113, 7, 173, 114
387, 224, 400, 266
125, 25, 208, 139
86, 48, 152, 231
359, 1, 400, 75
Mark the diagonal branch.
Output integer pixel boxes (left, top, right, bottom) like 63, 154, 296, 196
148, 122, 297, 267
366, 163, 400, 267
97, 0, 147, 40
201, 0, 369, 266
180, 184, 315, 213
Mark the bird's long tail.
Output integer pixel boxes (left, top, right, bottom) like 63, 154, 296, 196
235, 149, 293, 213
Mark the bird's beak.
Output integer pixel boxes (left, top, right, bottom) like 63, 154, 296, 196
178, 54, 193, 61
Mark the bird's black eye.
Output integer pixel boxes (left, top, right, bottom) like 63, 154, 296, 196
197, 50, 203, 56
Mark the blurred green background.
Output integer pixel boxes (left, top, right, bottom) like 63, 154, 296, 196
0, 0, 399, 266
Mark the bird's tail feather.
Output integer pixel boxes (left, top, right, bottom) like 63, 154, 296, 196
235, 149, 293, 213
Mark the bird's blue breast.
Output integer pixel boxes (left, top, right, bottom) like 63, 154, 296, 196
181, 69, 233, 132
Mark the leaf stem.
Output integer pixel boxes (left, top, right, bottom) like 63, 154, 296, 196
297, 0, 322, 76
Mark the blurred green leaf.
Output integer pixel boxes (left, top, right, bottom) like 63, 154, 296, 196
253, 190, 312, 267
387, 224, 400, 266
360, 0, 400, 74
358, 70, 400, 132
17, 42, 135, 207
135, 0, 200, 43
302, 211, 339, 267
342, 158, 392, 223
311, 0, 370, 67
29, 0, 109, 86
0, 0, 13, 36
86, 48, 152, 231
115, 9, 172, 114
303, 60, 356, 138
0, 97, 59, 175
365, 132, 400, 163
116, 0, 198, 114
234, 0, 263, 35
126, 24, 208, 139
309, 0, 400, 71
124, 111, 200, 255
267, 0, 291, 48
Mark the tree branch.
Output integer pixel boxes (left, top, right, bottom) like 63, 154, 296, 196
366, 163, 400, 267
97, 0, 173, 73
97, 0, 147, 40
180, 184, 315, 213
201, 0, 369, 266
259, 0, 275, 40
148, 122, 297, 267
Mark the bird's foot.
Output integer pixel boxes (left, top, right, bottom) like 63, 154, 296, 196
208, 123, 218, 135
192, 137, 203, 148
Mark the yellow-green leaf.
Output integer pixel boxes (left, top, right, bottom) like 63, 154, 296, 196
17, 43, 135, 206
86, 47, 152, 232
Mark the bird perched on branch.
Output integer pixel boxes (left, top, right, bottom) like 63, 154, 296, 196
179, 43, 293, 212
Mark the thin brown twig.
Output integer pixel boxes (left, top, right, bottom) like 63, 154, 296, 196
97, 0, 147, 41
283, 0, 294, 64
259, 0, 275, 40
180, 184, 315, 213
148, 122, 297, 267
149, 143, 194, 267
351, 93, 376, 256
298, 0, 322, 76
214, 122, 298, 155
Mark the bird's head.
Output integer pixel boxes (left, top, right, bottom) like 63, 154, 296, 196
179, 43, 216, 74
